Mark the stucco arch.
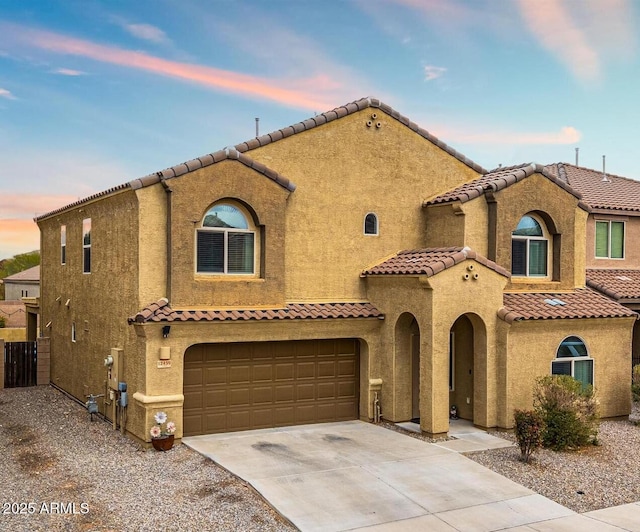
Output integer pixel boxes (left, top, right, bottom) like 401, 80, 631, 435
393, 312, 420, 422
448, 312, 488, 425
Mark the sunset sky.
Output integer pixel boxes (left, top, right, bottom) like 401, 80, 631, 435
1, 0, 639, 259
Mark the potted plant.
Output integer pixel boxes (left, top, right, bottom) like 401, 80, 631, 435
150, 411, 176, 451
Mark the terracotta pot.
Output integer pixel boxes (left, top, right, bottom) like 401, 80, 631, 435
151, 434, 174, 451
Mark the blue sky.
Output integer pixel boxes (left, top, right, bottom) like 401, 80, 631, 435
0, 0, 638, 259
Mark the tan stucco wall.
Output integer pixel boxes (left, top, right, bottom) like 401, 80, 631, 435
502, 317, 634, 428
248, 109, 481, 302
136, 184, 168, 307
0, 328, 26, 341
37, 190, 145, 437
586, 214, 640, 269
167, 160, 290, 308
490, 173, 587, 291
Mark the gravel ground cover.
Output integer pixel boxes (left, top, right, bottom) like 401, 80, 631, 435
0, 385, 295, 532
466, 402, 640, 513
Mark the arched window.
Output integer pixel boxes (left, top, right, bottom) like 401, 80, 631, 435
364, 213, 378, 235
552, 336, 593, 388
511, 215, 548, 277
196, 203, 255, 274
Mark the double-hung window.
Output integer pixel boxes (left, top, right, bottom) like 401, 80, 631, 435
197, 204, 255, 274
552, 336, 593, 388
511, 215, 548, 277
595, 220, 624, 259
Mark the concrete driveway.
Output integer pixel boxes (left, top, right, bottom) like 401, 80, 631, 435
184, 421, 628, 531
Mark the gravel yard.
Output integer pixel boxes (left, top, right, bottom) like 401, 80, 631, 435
0, 385, 295, 532
466, 402, 640, 513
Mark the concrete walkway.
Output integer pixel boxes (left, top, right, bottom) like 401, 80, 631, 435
184, 421, 639, 531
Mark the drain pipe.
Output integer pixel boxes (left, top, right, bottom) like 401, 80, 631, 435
161, 179, 173, 302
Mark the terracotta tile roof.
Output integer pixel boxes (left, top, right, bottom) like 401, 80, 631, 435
586, 269, 640, 300
234, 97, 486, 174
128, 299, 384, 324
362, 247, 510, 278
426, 163, 589, 211
498, 288, 637, 324
36, 97, 486, 222
35, 149, 295, 221
546, 162, 640, 213
2, 265, 40, 283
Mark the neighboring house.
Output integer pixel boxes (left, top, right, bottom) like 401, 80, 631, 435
546, 163, 640, 369
35, 98, 636, 445
1, 265, 40, 300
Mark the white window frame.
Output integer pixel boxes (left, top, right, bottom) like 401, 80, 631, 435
196, 203, 256, 275
551, 336, 594, 388
511, 214, 550, 278
595, 219, 625, 260
364, 212, 379, 236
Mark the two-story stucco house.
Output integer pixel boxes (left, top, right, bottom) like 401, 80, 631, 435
35, 98, 637, 444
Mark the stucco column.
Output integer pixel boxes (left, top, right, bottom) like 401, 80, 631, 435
36, 337, 50, 386
419, 323, 449, 436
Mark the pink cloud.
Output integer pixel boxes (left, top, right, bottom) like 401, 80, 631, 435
0, 88, 16, 100
433, 125, 581, 146
517, 0, 600, 81
424, 65, 446, 81
0, 219, 40, 258
123, 23, 169, 44
0, 194, 79, 219
0, 23, 347, 111
52, 68, 86, 76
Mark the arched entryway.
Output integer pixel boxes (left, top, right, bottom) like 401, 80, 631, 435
448, 313, 488, 424
394, 313, 420, 422
449, 315, 474, 420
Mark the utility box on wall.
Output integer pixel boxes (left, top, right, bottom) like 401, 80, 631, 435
109, 348, 123, 390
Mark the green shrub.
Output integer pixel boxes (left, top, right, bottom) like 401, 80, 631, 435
0, 315, 5, 328
533, 375, 599, 451
513, 409, 544, 463
632, 365, 640, 402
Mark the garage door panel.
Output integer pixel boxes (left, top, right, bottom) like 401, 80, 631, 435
205, 367, 227, 385
229, 388, 250, 406
318, 382, 336, 399
183, 389, 203, 409
296, 383, 315, 401
318, 361, 336, 378
338, 382, 356, 398
229, 366, 250, 384
275, 407, 295, 426
184, 367, 203, 386
205, 389, 227, 408
275, 363, 294, 381
253, 386, 273, 404
275, 385, 294, 402
183, 339, 359, 436
252, 364, 273, 382
338, 360, 356, 377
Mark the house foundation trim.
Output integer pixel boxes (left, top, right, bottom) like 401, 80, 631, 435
132, 392, 184, 405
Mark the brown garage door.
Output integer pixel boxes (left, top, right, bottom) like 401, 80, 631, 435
183, 339, 359, 436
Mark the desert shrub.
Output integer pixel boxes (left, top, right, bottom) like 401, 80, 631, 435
0, 315, 5, 328
533, 375, 599, 451
632, 365, 640, 402
513, 409, 544, 463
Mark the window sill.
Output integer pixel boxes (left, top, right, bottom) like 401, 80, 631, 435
194, 275, 264, 283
